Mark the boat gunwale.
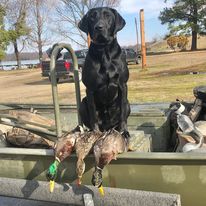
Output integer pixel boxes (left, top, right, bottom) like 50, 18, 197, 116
0, 148, 206, 161
0, 103, 171, 112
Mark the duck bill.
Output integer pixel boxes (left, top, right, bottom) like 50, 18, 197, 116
98, 185, 105, 196
76, 178, 82, 186
49, 180, 55, 193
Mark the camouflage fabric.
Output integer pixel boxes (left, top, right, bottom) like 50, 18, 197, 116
6, 127, 54, 148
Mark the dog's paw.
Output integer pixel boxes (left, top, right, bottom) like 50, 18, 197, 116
72, 125, 84, 134
121, 130, 130, 139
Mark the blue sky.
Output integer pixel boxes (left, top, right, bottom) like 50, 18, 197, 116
6, 0, 173, 53
117, 0, 173, 46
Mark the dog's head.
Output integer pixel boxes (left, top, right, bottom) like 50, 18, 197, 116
78, 7, 125, 45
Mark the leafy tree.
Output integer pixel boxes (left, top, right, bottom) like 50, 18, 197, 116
159, 0, 206, 51
167, 36, 178, 51
0, 5, 10, 60
177, 35, 189, 50
5, 0, 30, 69
166, 35, 189, 51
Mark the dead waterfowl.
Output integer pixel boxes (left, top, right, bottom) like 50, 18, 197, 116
46, 126, 103, 192
46, 127, 128, 194
75, 130, 103, 185
46, 126, 83, 192
92, 129, 128, 193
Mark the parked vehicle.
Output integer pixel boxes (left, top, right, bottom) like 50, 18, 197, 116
41, 49, 87, 83
71, 49, 88, 70
122, 48, 141, 64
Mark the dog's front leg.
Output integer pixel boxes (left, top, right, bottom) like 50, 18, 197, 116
86, 89, 99, 131
119, 84, 130, 138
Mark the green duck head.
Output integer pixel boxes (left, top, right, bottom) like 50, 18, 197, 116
46, 159, 60, 181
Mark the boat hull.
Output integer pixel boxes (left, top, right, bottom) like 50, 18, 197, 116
0, 103, 205, 206
0, 148, 205, 206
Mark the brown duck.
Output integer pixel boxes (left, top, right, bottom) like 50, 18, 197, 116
92, 129, 128, 190
46, 126, 102, 191
75, 130, 103, 185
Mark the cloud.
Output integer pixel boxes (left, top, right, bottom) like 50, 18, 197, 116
120, 0, 173, 18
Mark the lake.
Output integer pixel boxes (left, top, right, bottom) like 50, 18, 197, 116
0, 59, 40, 70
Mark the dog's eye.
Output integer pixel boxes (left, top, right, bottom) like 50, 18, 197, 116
104, 12, 111, 19
90, 12, 97, 20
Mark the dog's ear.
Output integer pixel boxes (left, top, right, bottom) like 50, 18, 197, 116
111, 9, 126, 34
78, 13, 89, 34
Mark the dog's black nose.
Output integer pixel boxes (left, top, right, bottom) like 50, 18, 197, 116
95, 24, 104, 31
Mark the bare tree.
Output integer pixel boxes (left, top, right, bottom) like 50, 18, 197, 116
28, 0, 56, 63
53, 0, 121, 47
5, 0, 30, 69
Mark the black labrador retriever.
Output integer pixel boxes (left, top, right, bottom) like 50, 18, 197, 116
78, 7, 130, 138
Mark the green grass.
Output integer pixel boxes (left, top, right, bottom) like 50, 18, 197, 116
0, 50, 205, 105
128, 62, 206, 103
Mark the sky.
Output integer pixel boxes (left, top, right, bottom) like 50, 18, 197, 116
6, 0, 174, 53
117, 0, 173, 46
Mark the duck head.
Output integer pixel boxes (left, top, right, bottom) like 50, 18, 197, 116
92, 166, 103, 188
46, 159, 60, 181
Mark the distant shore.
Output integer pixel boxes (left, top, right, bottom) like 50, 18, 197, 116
0, 59, 40, 70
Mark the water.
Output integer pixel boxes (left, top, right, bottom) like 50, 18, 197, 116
0, 59, 39, 70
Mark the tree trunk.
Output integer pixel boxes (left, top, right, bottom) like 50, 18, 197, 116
36, 0, 43, 63
191, 2, 198, 51
191, 30, 197, 51
13, 40, 21, 69
38, 41, 43, 63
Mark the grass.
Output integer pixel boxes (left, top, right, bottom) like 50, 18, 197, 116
0, 50, 205, 104
128, 50, 206, 103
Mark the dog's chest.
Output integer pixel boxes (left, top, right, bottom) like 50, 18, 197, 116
83, 48, 125, 104
84, 57, 119, 85
95, 63, 120, 104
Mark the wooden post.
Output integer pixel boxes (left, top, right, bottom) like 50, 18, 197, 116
135, 17, 139, 55
87, 34, 91, 48
140, 9, 146, 69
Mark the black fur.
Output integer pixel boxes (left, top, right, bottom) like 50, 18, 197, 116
78, 7, 130, 137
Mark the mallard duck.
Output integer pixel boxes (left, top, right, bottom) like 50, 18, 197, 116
75, 130, 103, 185
92, 129, 128, 194
46, 126, 83, 192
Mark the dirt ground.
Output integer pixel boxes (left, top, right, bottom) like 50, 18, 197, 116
0, 68, 86, 104
0, 50, 206, 104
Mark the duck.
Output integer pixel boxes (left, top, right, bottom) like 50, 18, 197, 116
92, 129, 128, 194
46, 126, 83, 192
75, 130, 103, 185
